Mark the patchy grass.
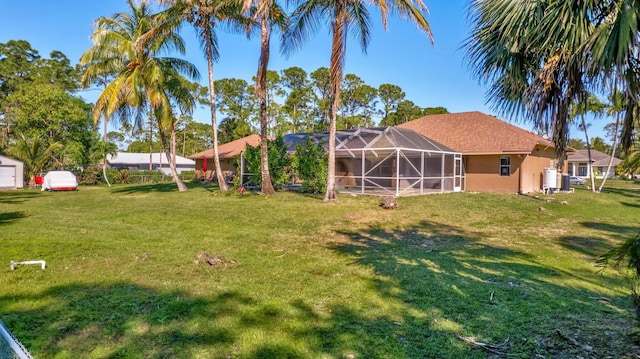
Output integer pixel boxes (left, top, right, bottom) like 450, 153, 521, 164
1, 180, 639, 358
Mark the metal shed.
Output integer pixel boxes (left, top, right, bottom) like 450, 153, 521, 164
0, 155, 24, 190
284, 127, 465, 196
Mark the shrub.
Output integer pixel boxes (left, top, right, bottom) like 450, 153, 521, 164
116, 169, 132, 184
242, 136, 292, 187
77, 165, 101, 185
294, 137, 327, 193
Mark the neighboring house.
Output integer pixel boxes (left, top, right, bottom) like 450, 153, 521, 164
567, 149, 621, 179
399, 111, 569, 194
106, 152, 195, 174
189, 134, 262, 180
0, 155, 24, 190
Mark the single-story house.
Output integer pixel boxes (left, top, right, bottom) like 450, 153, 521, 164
399, 111, 569, 194
189, 134, 262, 180
106, 152, 195, 174
191, 128, 464, 196
567, 149, 621, 178
0, 155, 24, 190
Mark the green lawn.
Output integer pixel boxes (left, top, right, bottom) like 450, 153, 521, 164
1, 181, 639, 358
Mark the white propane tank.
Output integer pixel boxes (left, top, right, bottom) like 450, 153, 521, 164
543, 168, 557, 190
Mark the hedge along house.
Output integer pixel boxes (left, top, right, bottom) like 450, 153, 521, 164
399, 111, 569, 194
283, 127, 464, 196
0, 155, 24, 190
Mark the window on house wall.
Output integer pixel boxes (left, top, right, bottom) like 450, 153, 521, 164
499, 156, 510, 176
578, 163, 588, 176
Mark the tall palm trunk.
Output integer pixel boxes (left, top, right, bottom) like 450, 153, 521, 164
159, 124, 187, 191
324, 13, 346, 202
258, 13, 275, 195
149, 119, 153, 170
102, 118, 111, 187
580, 114, 596, 192
205, 27, 228, 191
598, 114, 620, 192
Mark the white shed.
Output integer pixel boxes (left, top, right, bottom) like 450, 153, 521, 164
0, 155, 24, 190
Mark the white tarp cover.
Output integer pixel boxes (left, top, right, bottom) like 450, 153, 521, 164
41, 171, 78, 191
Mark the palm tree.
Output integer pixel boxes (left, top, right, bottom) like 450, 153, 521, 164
5, 131, 63, 186
466, 1, 640, 159
287, 0, 433, 201
598, 89, 625, 192
466, 0, 597, 160
81, 0, 198, 191
243, 0, 287, 195
157, 0, 251, 192
570, 94, 605, 192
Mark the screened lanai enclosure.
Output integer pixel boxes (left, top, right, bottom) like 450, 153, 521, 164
283, 127, 464, 196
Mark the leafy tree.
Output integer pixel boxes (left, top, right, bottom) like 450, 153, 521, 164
339, 74, 377, 129
5, 130, 63, 185
216, 78, 256, 127
281, 66, 314, 133
294, 136, 327, 193
264, 70, 285, 135
219, 116, 255, 144
5, 82, 95, 168
0, 41, 81, 144
378, 83, 405, 125
288, 0, 433, 201
590, 137, 611, 154
81, 0, 198, 191
309, 67, 331, 131
33, 50, 81, 92
383, 100, 422, 125
176, 118, 212, 156
128, 141, 164, 153
422, 106, 448, 115
242, 136, 291, 187
0, 40, 39, 120
569, 138, 586, 150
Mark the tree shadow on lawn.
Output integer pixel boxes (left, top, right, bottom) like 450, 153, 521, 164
0, 211, 26, 226
557, 220, 640, 259
2, 220, 637, 358
0, 283, 242, 358
109, 182, 210, 194
601, 186, 640, 199
0, 191, 41, 204
557, 221, 639, 258
580, 221, 639, 239
326, 220, 637, 358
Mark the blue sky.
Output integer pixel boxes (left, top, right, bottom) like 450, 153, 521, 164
0, 0, 612, 141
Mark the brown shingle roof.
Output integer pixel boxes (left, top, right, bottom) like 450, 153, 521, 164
398, 111, 554, 154
189, 134, 261, 159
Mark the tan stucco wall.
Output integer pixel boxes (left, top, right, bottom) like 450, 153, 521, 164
520, 147, 556, 193
464, 155, 522, 193
464, 147, 565, 193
